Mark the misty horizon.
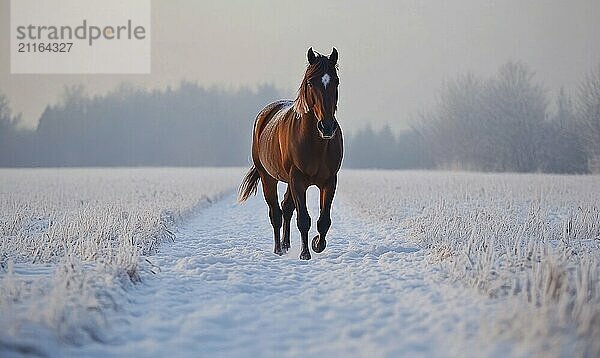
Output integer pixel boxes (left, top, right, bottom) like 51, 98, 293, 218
1, 59, 598, 173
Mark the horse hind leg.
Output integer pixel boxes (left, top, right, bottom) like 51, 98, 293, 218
260, 174, 283, 255
280, 186, 295, 252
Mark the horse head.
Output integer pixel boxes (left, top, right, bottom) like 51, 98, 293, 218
295, 47, 339, 139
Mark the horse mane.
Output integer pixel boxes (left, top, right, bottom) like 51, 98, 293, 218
293, 53, 338, 115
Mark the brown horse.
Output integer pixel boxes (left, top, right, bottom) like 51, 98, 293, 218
238, 47, 343, 260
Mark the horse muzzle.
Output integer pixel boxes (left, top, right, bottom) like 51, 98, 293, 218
317, 119, 338, 140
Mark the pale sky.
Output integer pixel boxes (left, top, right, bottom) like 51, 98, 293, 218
1, 0, 599, 132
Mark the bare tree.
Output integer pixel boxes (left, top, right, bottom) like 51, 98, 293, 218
483, 62, 547, 172
421, 62, 548, 172
0, 93, 17, 165
575, 64, 600, 173
538, 88, 588, 173
424, 73, 488, 169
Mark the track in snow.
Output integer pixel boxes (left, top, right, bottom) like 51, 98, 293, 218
67, 185, 495, 357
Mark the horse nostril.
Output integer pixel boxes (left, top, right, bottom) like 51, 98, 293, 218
317, 120, 336, 138
317, 121, 325, 132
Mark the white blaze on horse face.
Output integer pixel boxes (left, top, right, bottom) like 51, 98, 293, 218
322, 73, 331, 89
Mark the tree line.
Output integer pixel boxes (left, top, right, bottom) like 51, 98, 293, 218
1, 62, 599, 173
0, 83, 279, 167
348, 62, 600, 174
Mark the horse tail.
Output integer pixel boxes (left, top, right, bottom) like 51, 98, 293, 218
238, 165, 260, 203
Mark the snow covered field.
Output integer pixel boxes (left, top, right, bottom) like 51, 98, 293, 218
340, 171, 600, 356
0, 168, 242, 353
1, 168, 598, 357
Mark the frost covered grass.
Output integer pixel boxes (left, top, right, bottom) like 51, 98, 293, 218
0, 168, 241, 351
339, 170, 600, 356
2, 168, 598, 356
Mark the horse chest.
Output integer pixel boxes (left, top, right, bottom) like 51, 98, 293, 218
292, 138, 342, 182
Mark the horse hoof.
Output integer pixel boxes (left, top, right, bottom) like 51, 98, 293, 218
311, 235, 326, 253
299, 251, 311, 260
274, 247, 283, 256
281, 240, 290, 251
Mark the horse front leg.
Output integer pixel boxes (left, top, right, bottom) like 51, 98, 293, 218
290, 169, 311, 260
312, 175, 337, 254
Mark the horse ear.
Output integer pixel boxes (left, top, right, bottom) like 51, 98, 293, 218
329, 47, 338, 65
307, 47, 317, 65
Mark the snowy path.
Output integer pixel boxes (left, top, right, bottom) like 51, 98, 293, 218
68, 187, 496, 357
